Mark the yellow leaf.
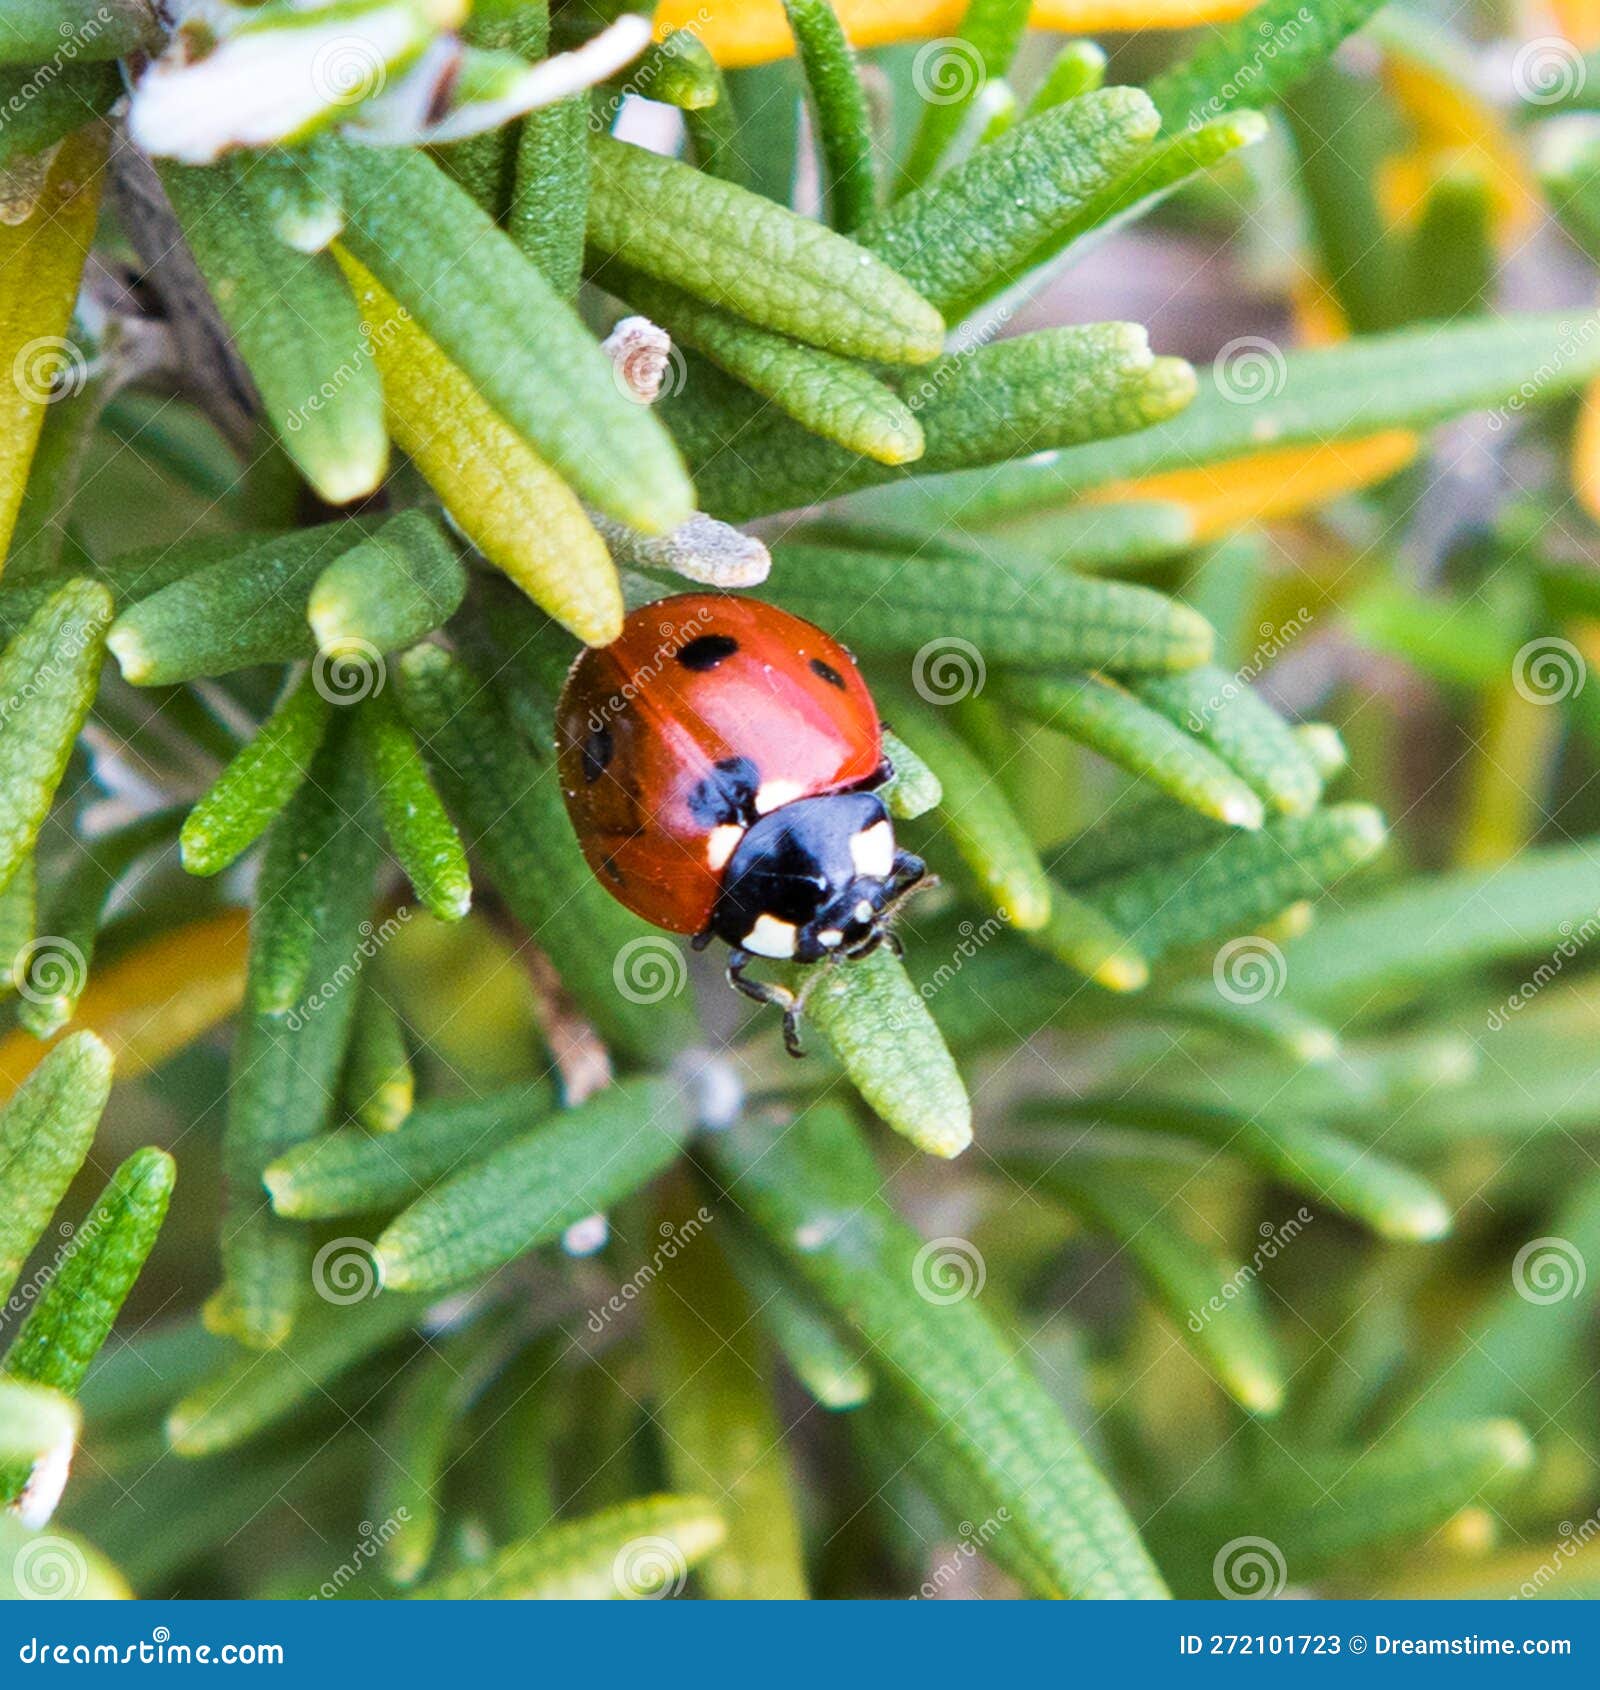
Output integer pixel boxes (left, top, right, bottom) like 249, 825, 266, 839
1572, 374, 1600, 525
335, 250, 623, 647
0, 126, 107, 573
1549, 1, 1600, 51
1378, 44, 1537, 236
0, 909, 248, 1103
1081, 430, 1419, 539
656, 0, 1258, 68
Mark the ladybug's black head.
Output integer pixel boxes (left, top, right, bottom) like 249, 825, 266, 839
711, 791, 924, 964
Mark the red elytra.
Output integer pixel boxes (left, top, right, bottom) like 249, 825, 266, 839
556, 593, 886, 936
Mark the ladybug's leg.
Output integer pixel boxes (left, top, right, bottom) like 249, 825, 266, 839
727, 951, 809, 1059
691, 928, 715, 953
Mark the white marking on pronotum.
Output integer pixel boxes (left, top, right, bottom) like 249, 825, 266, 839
818, 929, 844, 948
854, 900, 874, 925
755, 779, 804, 814
851, 820, 894, 879
706, 824, 742, 871
744, 915, 798, 959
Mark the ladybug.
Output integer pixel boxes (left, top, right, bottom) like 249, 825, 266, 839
556, 594, 927, 1054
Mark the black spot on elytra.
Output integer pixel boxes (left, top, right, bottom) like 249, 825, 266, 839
687, 755, 760, 827
678, 633, 738, 671
581, 726, 613, 784
810, 656, 846, 690
601, 854, 625, 886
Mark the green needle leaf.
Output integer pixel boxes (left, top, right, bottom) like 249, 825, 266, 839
1000, 671, 1266, 828
342, 982, 414, 1136
247, 726, 375, 1020
394, 642, 695, 1062
406, 1495, 726, 1599
0, 1, 158, 63
1054, 1096, 1450, 1243
17, 809, 182, 1038
1148, 0, 1385, 130
880, 727, 942, 820
1278, 840, 1600, 1013
169, 1293, 431, 1457
1040, 111, 1267, 267
913, 314, 1600, 523
890, 704, 1051, 931
0, 580, 111, 897
721, 1225, 873, 1410
606, 266, 925, 464
1132, 664, 1324, 818
265, 1079, 557, 1220
1028, 878, 1150, 993
861, 89, 1160, 318
764, 536, 1213, 673
106, 521, 374, 685
163, 156, 388, 505
896, 0, 1032, 195
1079, 804, 1388, 961
782, 0, 878, 231
375, 1078, 694, 1293
307, 511, 467, 658
216, 729, 378, 1349
1025, 41, 1107, 115
0, 63, 120, 171
649, 1180, 808, 1598
779, 943, 972, 1158
180, 672, 332, 878
0, 1032, 112, 1308
588, 135, 945, 365
359, 692, 472, 922
333, 141, 693, 534
710, 1107, 1167, 1598
673, 324, 1196, 520
2, 1147, 175, 1397
1036, 1150, 1286, 1415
